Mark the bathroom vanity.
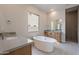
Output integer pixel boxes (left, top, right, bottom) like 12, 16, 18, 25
6, 42, 32, 55
44, 30, 61, 42
0, 32, 33, 55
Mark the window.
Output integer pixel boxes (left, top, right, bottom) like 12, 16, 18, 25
27, 12, 39, 32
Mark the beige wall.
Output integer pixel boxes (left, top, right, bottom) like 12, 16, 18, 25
0, 5, 47, 38
0, 4, 79, 43
0, 5, 65, 42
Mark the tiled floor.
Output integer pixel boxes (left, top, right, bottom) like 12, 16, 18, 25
32, 42, 79, 55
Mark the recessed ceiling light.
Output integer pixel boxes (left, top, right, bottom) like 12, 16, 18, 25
51, 11, 56, 15
49, 9, 54, 12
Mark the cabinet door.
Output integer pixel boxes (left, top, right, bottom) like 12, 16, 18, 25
44, 31, 61, 42
7, 44, 32, 55
55, 32, 61, 42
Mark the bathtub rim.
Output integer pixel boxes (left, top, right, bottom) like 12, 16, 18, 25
33, 36, 57, 43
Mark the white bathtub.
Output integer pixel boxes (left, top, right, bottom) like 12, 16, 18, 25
33, 36, 57, 52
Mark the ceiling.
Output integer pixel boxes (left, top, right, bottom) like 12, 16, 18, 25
33, 4, 78, 12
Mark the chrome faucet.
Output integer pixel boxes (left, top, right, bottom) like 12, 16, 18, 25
2, 33, 4, 40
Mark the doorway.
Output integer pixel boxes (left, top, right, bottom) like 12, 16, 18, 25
65, 6, 78, 43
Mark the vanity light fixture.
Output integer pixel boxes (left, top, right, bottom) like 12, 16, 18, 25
59, 19, 62, 23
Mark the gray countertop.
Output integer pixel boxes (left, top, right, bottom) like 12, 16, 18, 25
0, 37, 33, 55
44, 30, 61, 32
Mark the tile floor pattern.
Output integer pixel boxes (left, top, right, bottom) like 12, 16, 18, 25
32, 42, 79, 55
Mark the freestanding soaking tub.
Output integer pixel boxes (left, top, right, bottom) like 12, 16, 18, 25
33, 36, 57, 52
